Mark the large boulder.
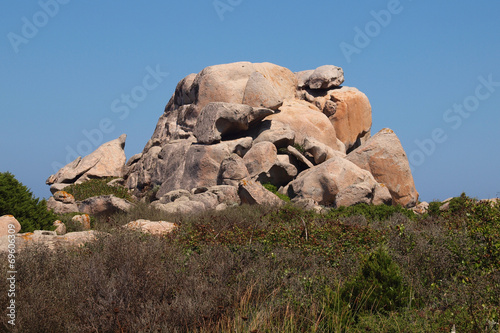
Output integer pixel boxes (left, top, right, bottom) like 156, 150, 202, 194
46, 134, 127, 192
243, 141, 278, 177
286, 156, 382, 207
346, 128, 418, 207
265, 99, 344, 151
220, 154, 250, 187
306, 65, 345, 90
327, 87, 372, 152
0, 215, 21, 237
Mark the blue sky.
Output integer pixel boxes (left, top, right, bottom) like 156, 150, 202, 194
1, 1, 499, 202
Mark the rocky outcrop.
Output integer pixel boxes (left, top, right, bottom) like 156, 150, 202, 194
0, 215, 21, 236
46, 134, 127, 194
346, 128, 419, 207
47, 61, 417, 212
152, 185, 240, 214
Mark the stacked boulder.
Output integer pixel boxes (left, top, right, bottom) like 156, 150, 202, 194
123, 61, 418, 208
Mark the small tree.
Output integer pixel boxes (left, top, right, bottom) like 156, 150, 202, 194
0, 172, 57, 232
342, 246, 409, 313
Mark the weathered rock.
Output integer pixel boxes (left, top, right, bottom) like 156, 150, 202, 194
243, 141, 278, 177
287, 145, 314, 169
53, 220, 66, 235
47, 134, 127, 185
179, 143, 231, 190
0, 230, 105, 252
303, 136, 345, 164
328, 87, 371, 151
242, 71, 283, 110
238, 179, 283, 206
412, 202, 429, 215
346, 128, 418, 208
192, 62, 296, 111
191, 192, 220, 210
220, 154, 250, 187
53, 191, 75, 204
225, 137, 253, 157
307, 65, 344, 90
295, 70, 314, 89
78, 195, 133, 216
72, 214, 91, 230
266, 99, 343, 151
49, 183, 71, 194
256, 154, 298, 188
123, 219, 177, 235
0, 215, 21, 236
151, 200, 206, 215
287, 156, 379, 207
372, 183, 393, 206
193, 102, 274, 144
47, 197, 79, 214
253, 120, 295, 148
158, 189, 192, 204
206, 185, 241, 205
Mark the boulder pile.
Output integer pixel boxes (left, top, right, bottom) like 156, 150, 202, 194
47, 61, 419, 213
122, 61, 418, 208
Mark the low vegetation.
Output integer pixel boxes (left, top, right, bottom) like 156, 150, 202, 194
64, 177, 133, 201
0, 188, 498, 332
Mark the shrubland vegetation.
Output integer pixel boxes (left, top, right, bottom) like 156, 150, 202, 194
1, 173, 499, 332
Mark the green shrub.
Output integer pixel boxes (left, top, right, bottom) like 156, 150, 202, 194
427, 201, 442, 216
64, 177, 133, 201
341, 246, 410, 313
327, 203, 416, 222
262, 182, 290, 202
0, 172, 58, 232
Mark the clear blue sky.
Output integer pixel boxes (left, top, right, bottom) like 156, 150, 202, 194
1, 1, 500, 202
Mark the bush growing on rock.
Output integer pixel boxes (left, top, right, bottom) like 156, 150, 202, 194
64, 177, 133, 201
0, 172, 57, 232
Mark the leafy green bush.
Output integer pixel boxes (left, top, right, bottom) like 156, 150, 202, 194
64, 177, 133, 201
0, 172, 57, 232
341, 246, 410, 313
262, 182, 290, 202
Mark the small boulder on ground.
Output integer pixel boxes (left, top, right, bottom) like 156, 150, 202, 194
72, 214, 91, 230
53, 220, 67, 235
123, 219, 177, 235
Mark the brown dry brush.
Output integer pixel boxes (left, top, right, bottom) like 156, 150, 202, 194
0, 203, 499, 332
